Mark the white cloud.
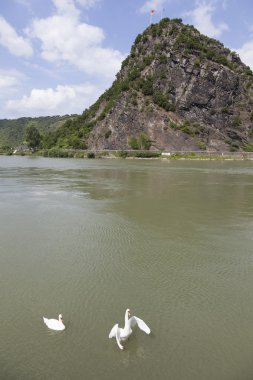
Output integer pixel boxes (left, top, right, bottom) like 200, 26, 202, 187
6, 83, 105, 117
52, 0, 80, 18
0, 16, 33, 57
185, 1, 229, 38
75, 0, 101, 9
27, 0, 124, 79
236, 40, 253, 70
0, 71, 19, 91
0, 69, 25, 95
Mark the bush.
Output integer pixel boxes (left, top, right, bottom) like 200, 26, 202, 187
215, 55, 229, 66
154, 43, 161, 52
231, 141, 240, 149
104, 129, 112, 139
114, 150, 128, 158
141, 77, 154, 96
129, 68, 141, 81
243, 143, 253, 152
196, 140, 207, 150
131, 151, 160, 158
194, 58, 200, 67
172, 18, 182, 23
244, 66, 253, 76
139, 132, 152, 150
159, 18, 170, 28
181, 125, 192, 134
232, 115, 241, 127
121, 81, 130, 91
128, 133, 152, 150
98, 111, 106, 121
67, 151, 75, 158
143, 55, 154, 66
152, 92, 174, 111
87, 152, 95, 158
41, 149, 49, 157
121, 57, 129, 69
159, 54, 167, 64
128, 136, 139, 150
180, 120, 194, 135
134, 34, 142, 45
170, 121, 178, 129
48, 148, 69, 158
69, 136, 84, 149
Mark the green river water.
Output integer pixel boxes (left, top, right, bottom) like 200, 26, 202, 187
0, 156, 253, 380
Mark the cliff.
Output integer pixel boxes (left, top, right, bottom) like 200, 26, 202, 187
83, 18, 253, 152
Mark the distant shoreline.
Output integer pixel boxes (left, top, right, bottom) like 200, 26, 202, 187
1, 149, 253, 160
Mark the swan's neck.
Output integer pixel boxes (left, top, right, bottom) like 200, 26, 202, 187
124, 310, 129, 327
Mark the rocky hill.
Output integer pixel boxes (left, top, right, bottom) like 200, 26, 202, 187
3, 18, 253, 153
81, 18, 253, 152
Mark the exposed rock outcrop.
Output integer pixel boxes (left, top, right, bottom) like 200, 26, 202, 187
37, 18, 253, 153
83, 18, 253, 152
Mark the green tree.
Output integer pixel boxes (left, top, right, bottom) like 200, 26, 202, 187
128, 133, 152, 150
25, 125, 41, 150
141, 77, 154, 96
139, 132, 152, 150
128, 136, 139, 150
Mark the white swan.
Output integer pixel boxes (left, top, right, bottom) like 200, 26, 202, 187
109, 309, 150, 350
43, 314, 65, 331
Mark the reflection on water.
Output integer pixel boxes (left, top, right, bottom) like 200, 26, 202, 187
0, 156, 253, 380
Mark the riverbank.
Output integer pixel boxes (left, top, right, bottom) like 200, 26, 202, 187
1, 148, 253, 160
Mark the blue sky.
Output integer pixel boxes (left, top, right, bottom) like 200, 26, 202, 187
0, 0, 253, 119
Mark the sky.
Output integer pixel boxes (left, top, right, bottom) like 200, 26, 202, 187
0, 0, 253, 119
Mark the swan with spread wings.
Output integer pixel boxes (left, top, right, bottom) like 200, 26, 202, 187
109, 309, 150, 350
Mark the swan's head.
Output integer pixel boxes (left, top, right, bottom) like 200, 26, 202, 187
59, 314, 63, 320
126, 309, 131, 316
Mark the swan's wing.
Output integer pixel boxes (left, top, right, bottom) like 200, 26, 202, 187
109, 324, 123, 349
129, 316, 151, 334
109, 324, 118, 338
116, 326, 123, 350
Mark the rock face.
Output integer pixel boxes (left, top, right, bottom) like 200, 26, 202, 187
84, 18, 253, 152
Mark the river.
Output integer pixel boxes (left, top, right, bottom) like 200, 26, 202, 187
0, 155, 253, 380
